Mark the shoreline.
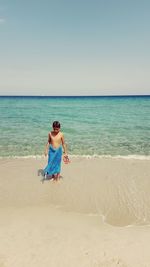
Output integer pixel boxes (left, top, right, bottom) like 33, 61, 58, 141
1, 154, 150, 160
1, 157, 150, 225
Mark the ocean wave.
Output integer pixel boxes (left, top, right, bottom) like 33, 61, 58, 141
0, 155, 46, 160
70, 154, 150, 160
0, 154, 150, 160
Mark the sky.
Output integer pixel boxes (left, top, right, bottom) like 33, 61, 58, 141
0, 0, 150, 96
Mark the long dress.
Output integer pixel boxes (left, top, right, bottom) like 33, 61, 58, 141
44, 144, 62, 177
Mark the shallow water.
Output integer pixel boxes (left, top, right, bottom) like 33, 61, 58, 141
38, 158, 150, 227
0, 95, 150, 158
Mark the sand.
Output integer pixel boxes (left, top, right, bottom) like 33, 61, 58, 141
0, 157, 150, 267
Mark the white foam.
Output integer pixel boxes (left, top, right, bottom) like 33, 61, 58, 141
69, 154, 150, 160
0, 155, 45, 160
0, 154, 150, 160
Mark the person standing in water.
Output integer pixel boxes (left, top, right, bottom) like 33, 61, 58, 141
44, 121, 69, 181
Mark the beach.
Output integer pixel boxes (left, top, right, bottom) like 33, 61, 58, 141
1, 0, 150, 263
0, 157, 150, 267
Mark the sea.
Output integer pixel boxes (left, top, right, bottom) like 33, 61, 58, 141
0, 95, 150, 159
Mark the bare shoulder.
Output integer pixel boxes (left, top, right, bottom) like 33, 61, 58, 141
60, 131, 64, 137
60, 132, 65, 141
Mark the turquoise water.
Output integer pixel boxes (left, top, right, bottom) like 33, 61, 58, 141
0, 96, 150, 158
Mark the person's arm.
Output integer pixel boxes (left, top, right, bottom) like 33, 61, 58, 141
61, 133, 70, 163
44, 133, 51, 156
61, 133, 67, 156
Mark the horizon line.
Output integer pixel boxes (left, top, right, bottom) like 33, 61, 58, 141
0, 94, 150, 97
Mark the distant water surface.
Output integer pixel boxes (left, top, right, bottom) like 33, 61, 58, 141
0, 95, 150, 158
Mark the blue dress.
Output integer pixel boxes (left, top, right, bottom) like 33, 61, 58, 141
44, 144, 62, 176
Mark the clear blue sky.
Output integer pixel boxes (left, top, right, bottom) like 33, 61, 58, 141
0, 0, 150, 95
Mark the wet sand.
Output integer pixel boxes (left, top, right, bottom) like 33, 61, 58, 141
0, 157, 150, 267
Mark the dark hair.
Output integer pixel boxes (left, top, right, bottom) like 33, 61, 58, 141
52, 121, 61, 128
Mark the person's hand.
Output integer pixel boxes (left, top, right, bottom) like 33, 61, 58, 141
63, 154, 70, 164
